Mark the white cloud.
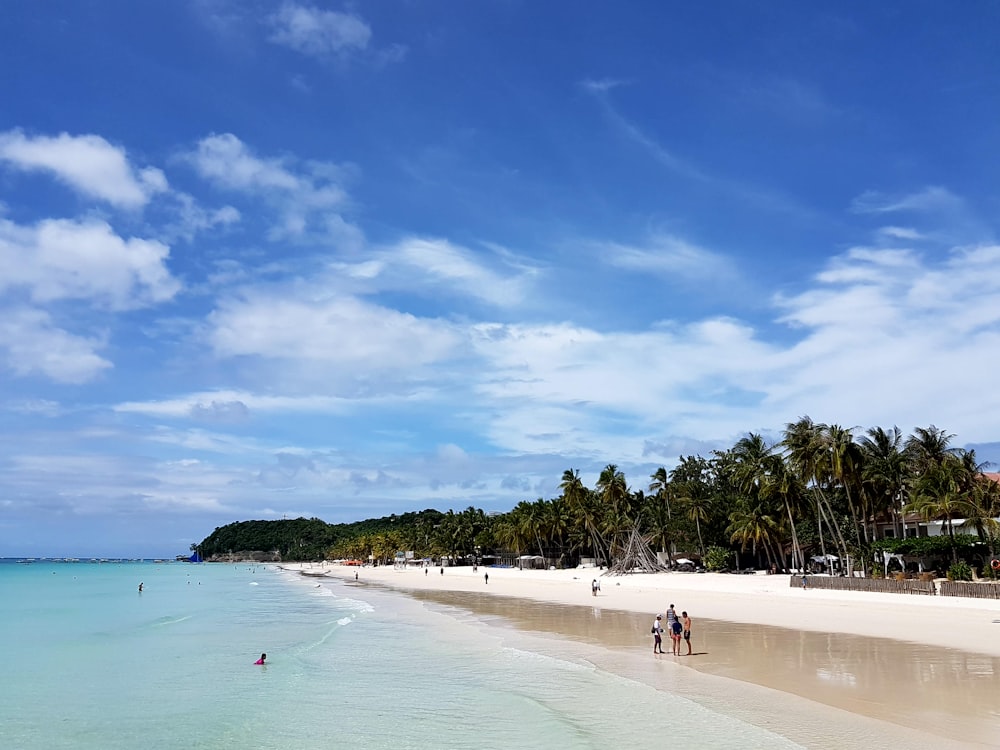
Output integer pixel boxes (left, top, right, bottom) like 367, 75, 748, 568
332, 237, 540, 307
599, 235, 734, 283
579, 77, 629, 93
208, 292, 461, 373
0, 129, 167, 208
0, 307, 111, 383
0, 218, 180, 309
878, 226, 924, 240
184, 133, 358, 244
115, 390, 353, 418
851, 186, 963, 215
267, 3, 371, 58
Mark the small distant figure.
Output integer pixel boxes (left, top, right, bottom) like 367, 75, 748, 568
138, 582, 143, 593
254, 653, 266, 665
440, 567, 444, 576
801, 575, 808, 590
425, 568, 428, 576
484, 572, 489, 584
652, 614, 664, 654
591, 579, 599, 596
355, 571, 358, 581
682, 611, 692, 655
473, 564, 478, 573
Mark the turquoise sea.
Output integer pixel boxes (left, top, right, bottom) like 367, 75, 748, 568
0, 559, 972, 749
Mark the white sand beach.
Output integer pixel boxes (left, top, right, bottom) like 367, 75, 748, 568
284, 562, 1000, 748
294, 562, 1000, 656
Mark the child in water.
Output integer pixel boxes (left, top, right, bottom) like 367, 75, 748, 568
254, 653, 266, 665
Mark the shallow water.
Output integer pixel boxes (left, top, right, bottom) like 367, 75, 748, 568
0, 560, 803, 749
3, 560, 994, 749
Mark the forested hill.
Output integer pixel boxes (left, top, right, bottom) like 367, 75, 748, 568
197, 509, 445, 561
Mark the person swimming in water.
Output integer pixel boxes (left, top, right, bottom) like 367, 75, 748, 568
254, 653, 266, 665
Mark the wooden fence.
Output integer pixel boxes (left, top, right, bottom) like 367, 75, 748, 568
790, 575, 936, 595
939, 581, 1000, 599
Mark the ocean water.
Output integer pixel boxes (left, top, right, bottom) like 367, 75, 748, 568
0, 560, 815, 749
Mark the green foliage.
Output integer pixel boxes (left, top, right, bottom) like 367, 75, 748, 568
703, 545, 732, 571
199, 510, 446, 562
947, 560, 973, 581
871, 534, 985, 557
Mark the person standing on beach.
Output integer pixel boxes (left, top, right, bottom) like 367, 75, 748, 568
484, 572, 489, 584
681, 611, 692, 655
652, 614, 664, 654
665, 604, 677, 627
801, 575, 808, 590
665, 604, 680, 654
592, 579, 599, 596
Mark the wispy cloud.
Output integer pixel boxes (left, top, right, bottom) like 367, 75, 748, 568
332, 237, 541, 308
0, 130, 167, 208
877, 226, 924, 241
851, 186, 964, 215
266, 2, 372, 59
597, 235, 734, 283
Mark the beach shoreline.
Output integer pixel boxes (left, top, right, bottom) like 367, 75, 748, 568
282, 562, 1000, 748
285, 561, 1000, 657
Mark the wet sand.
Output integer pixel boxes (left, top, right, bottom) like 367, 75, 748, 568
406, 589, 1000, 747
295, 563, 1000, 747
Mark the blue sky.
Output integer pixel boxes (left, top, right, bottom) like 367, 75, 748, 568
3, 1, 1000, 557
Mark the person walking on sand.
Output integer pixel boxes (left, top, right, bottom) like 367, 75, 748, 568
591, 579, 599, 596
652, 614, 664, 654
681, 611, 692, 655
801, 574, 808, 590
484, 572, 489, 584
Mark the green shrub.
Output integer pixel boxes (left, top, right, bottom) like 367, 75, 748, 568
947, 561, 973, 582
703, 545, 732, 572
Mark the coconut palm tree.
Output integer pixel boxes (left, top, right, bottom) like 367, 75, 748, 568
782, 416, 849, 573
670, 456, 714, 558
730, 433, 804, 572
859, 426, 909, 539
561, 469, 606, 565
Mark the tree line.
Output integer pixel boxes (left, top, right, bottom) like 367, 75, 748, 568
197, 418, 1000, 574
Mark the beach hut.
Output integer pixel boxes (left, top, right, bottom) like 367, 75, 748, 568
518, 554, 546, 570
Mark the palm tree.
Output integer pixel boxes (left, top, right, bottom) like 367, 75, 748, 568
905, 425, 957, 474
561, 469, 606, 566
825, 424, 866, 549
669, 455, 714, 558
859, 426, 909, 539
727, 497, 783, 570
731, 433, 803, 572
906, 455, 979, 561
782, 416, 849, 573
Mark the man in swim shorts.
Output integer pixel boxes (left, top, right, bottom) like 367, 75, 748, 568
681, 611, 692, 655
